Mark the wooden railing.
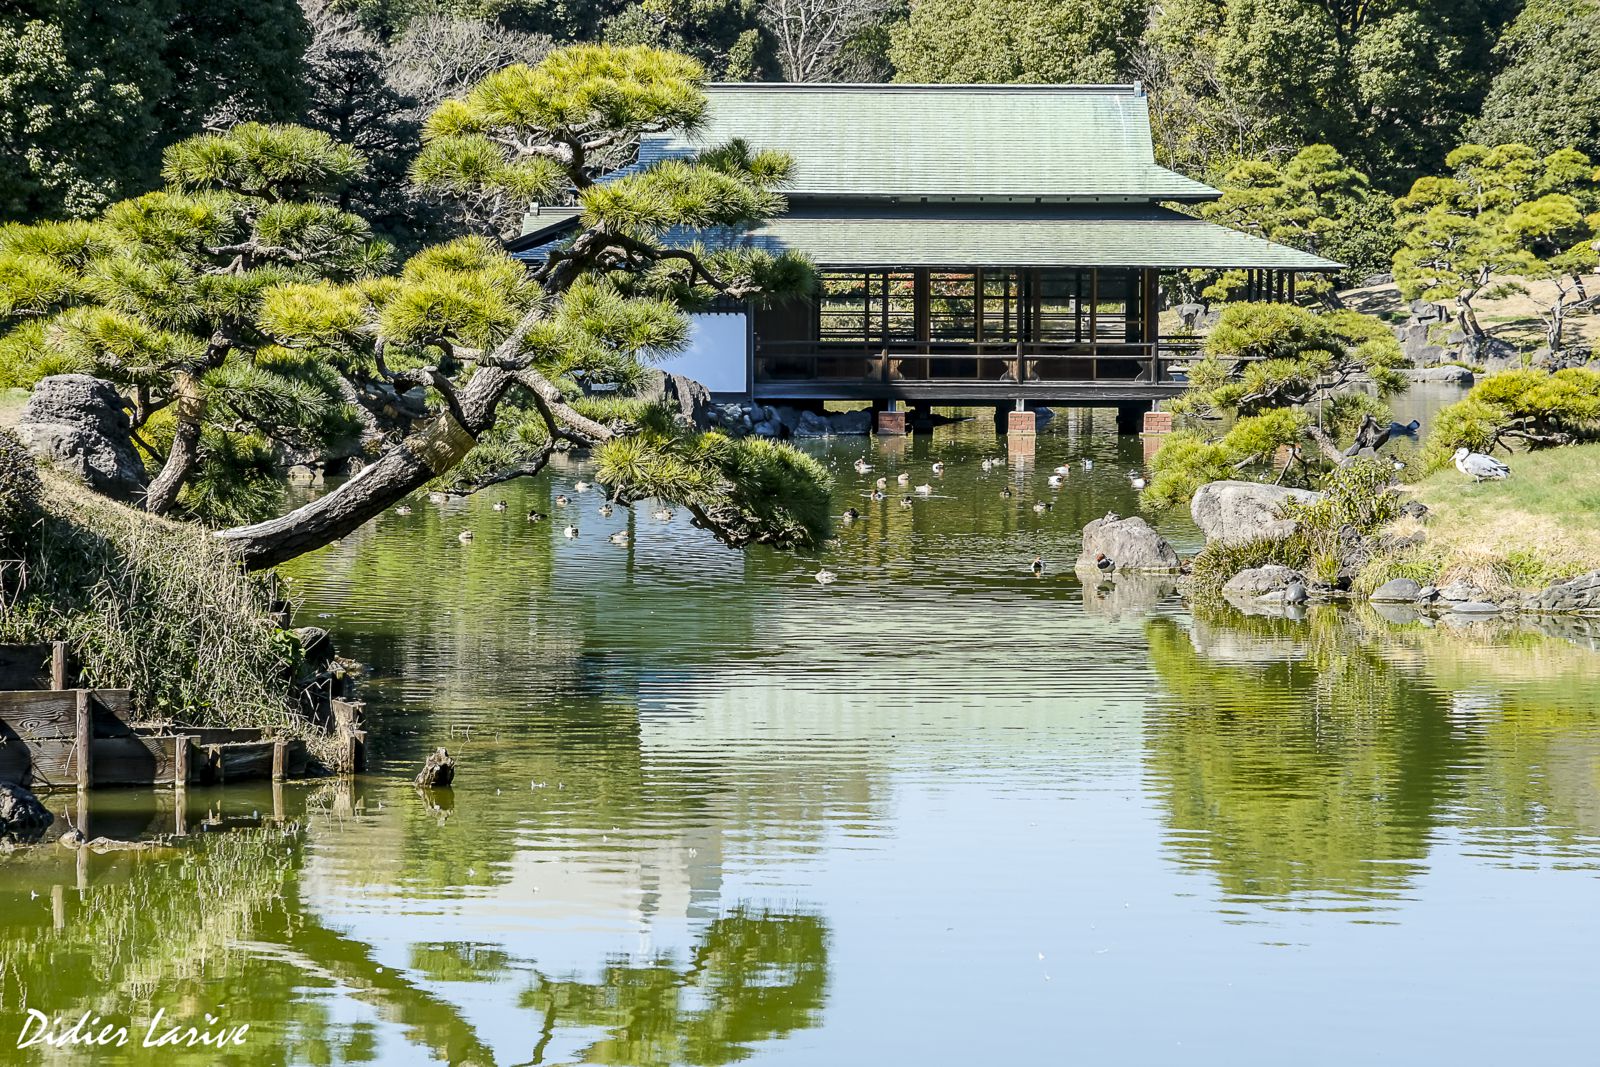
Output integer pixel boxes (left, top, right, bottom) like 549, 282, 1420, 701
754, 338, 1206, 386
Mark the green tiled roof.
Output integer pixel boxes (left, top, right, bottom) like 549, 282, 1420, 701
683, 206, 1341, 270
638, 84, 1219, 203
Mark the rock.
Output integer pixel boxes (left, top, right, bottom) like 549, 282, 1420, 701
1524, 570, 1600, 614
1404, 365, 1474, 384
1452, 600, 1502, 614
829, 409, 873, 435
1222, 564, 1305, 599
415, 747, 456, 789
1362, 272, 1394, 287
1408, 299, 1449, 323
634, 370, 713, 430
793, 411, 833, 437
1175, 303, 1208, 330
14, 375, 147, 501
1416, 585, 1440, 602
1077, 513, 1180, 573
1190, 480, 1322, 547
1370, 601, 1423, 625
751, 419, 782, 438
291, 626, 334, 669
1370, 578, 1423, 603
0, 782, 52, 842
1398, 500, 1430, 521
1437, 579, 1489, 603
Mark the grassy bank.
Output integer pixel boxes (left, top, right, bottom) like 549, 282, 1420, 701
1365, 444, 1600, 596
1, 465, 310, 732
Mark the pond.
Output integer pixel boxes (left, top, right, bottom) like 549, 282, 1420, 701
3, 403, 1598, 1065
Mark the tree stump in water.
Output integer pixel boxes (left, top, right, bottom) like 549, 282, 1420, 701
415, 748, 456, 789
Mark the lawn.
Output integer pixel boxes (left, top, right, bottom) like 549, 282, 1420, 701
1399, 443, 1600, 589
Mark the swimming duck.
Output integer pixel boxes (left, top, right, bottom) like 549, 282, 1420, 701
564, 524, 579, 538
1032, 500, 1052, 512
897, 472, 910, 485
527, 510, 546, 522
1130, 476, 1146, 490
842, 507, 860, 522
395, 504, 412, 515
1047, 474, 1063, 488
1094, 553, 1114, 572
492, 500, 508, 511
853, 459, 873, 474
610, 531, 630, 546
876, 476, 887, 489
915, 483, 933, 495
1082, 459, 1094, 471
931, 461, 945, 474
457, 530, 474, 544
575, 481, 593, 492
653, 507, 673, 521
598, 503, 613, 517
900, 495, 913, 507
555, 494, 570, 507
1054, 465, 1071, 475
1000, 487, 1014, 499
871, 490, 886, 500
428, 491, 447, 504
1031, 556, 1044, 575
815, 569, 837, 584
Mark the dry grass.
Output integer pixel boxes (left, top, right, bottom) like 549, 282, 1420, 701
1, 471, 308, 730
1338, 275, 1600, 358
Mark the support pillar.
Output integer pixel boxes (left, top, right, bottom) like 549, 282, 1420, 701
1142, 410, 1174, 436
876, 409, 906, 435
1115, 401, 1151, 435
1007, 409, 1037, 436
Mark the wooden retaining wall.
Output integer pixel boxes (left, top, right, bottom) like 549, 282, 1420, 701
0, 641, 365, 792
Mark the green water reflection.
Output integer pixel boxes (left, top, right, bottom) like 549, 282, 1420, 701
2, 408, 1598, 1064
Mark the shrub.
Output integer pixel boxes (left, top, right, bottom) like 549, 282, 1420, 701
0, 428, 42, 554
1423, 366, 1600, 465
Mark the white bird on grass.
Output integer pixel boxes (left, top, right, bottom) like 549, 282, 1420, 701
1453, 447, 1510, 482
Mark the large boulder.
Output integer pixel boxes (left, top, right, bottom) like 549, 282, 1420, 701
14, 375, 146, 501
1077, 513, 1180, 573
1222, 564, 1304, 599
1190, 480, 1322, 547
793, 411, 833, 437
0, 782, 52, 843
633, 370, 713, 430
1525, 570, 1600, 615
1370, 578, 1423, 603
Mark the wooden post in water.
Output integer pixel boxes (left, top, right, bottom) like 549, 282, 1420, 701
74, 690, 91, 791
271, 738, 286, 782
173, 734, 190, 789
51, 885, 64, 931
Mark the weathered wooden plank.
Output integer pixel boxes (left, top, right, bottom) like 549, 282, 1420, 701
0, 723, 29, 785
50, 643, 67, 690
0, 689, 135, 740
0, 644, 54, 691
0, 690, 77, 739
213, 741, 276, 782
15, 737, 75, 789
286, 738, 309, 777
182, 727, 264, 746
90, 735, 178, 786
331, 698, 363, 733
173, 734, 190, 787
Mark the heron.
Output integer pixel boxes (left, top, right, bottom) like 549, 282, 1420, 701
1453, 447, 1510, 482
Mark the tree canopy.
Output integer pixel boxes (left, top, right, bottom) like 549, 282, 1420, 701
1472, 0, 1600, 161
887, 0, 1143, 84
1392, 143, 1600, 354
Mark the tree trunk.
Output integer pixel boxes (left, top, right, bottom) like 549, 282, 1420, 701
143, 373, 206, 515
216, 367, 518, 569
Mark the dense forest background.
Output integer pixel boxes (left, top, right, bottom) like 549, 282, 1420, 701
4, 0, 1598, 273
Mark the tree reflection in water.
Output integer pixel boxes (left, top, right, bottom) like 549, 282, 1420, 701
1144, 604, 1600, 913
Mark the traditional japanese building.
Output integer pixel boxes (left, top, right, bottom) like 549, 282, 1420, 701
509, 83, 1338, 431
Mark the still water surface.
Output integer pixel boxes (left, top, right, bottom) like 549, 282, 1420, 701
3, 402, 1599, 1065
